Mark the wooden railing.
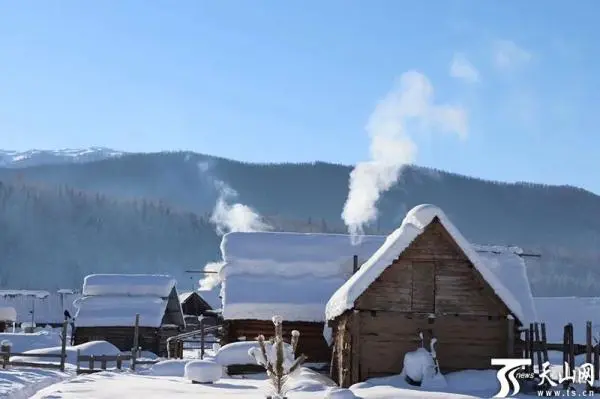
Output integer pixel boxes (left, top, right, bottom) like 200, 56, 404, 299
167, 324, 219, 359
75, 351, 159, 374
1, 319, 69, 371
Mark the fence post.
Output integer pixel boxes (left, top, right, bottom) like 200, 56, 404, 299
76, 349, 81, 374
131, 313, 140, 370
200, 316, 205, 360
563, 324, 569, 390
100, 356, 107, 370
116, 354, 122, 370
534, 323, 542, 373
60, 319, 68, 372
541, 323, 549, 363
89, 355, 94, 372
1, 342, 10, 369
586, 321, 593, 390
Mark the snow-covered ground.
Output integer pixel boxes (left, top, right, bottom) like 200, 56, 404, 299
0, 368, 71, 399
24, 368, 530, 398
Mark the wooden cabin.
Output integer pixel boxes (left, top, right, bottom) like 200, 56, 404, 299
326, 204, 536, 387
73, 274, 185, 356
0, 306, 16, 332
179, 291, 216, 330
218, 231, 386, 365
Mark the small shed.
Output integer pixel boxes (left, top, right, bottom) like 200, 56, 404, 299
179, 291, 215, 330
326, 204, 536, 387
219, 231, 386, 364
0, 306, 16, 332
73, 274, 185, 356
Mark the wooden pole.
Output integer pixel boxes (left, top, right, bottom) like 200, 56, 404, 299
563, 324, 569, 390
131, 313, 140, 370
116, 354, 122, 370
507, 317, 515, 357
534, 323, 542, 373
569, 324, 575, 380
595, 338, 600, 381
586, 321, 593, 390
541, 323, 549, 363
529, 323, 535, 373
76, 349, 80, 374
200, 316, 205, 360
89, 355, 94, 372
524, 329, 530, 371
352, 255, 358, 274
60, 319, 68, 372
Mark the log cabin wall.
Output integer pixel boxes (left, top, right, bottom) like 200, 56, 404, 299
74, 326, 161, 354
223, 319, 331, 363
334, 218, 518, 386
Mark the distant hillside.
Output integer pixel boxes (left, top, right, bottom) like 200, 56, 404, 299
1, 151, 599, 296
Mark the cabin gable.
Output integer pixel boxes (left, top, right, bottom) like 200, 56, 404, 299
355, 218, 511, 318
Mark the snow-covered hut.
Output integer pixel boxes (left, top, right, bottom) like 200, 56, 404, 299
0, 290, 80, 327
326, 204, 537, 387
73, 274, 185, 356
179, 291, 215, 330
0, 306, 16, 332
219, 231, 386, 363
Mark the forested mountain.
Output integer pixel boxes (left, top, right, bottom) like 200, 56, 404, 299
1, 150, 599, 296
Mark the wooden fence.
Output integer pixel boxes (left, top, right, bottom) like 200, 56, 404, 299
1, 319, 68, 371
75, 350, 159, 374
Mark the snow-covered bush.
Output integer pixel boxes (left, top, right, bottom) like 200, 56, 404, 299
248, 315, 306, 399
184, 360, 223, 384
401, 334, 446, 388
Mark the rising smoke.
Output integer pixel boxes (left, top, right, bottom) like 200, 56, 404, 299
341, 71, 468, 244
198, 162, 271, 289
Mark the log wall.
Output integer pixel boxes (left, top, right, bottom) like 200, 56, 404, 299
224, 319, 331, 363
74, 326, 180, 357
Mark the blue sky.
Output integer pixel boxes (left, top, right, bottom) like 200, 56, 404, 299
1, 1, 599, 193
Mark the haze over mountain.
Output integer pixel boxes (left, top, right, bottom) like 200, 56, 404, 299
1, 149, 599, 297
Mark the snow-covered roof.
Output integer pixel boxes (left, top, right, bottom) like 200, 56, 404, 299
220, 231, 386, 322
83, 274, 176, 297
0, 307, 16, 322
178, 292, 194, 303
74, 296, 170, 328
75, 274, 184, 328
473, 245, 537, 324
533, 297, 600, 344
326, 204, 527, 323
0, 290, 80, 324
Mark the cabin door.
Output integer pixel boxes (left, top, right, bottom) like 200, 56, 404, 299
411, 261, 435, 313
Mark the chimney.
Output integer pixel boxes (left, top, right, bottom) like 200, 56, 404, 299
352, 255, 359, 274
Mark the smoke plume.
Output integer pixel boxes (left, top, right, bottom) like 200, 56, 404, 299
197, 161, 271, 289
342, 71, 468, 243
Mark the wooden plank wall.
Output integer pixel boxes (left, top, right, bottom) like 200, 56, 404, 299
74, 326, 161, 354
225, 320, 331, 363
333, 219, 515, 386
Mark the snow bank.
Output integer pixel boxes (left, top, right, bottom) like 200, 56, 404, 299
82, 274, 176, 297
215, 341, 293, 367
10, 340, 120, 366
326, 204, 526, 323
220, 231, 385, 321
0, 368, 69, 399
74, 295, 168, 327
0, 331, 61, 353
325, 387, 358, 398
0, 307, 16, 322
215, 341, 263, 366
148, 359, 190, 377
534, 297, 600, 344
184, 360, 223, 383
